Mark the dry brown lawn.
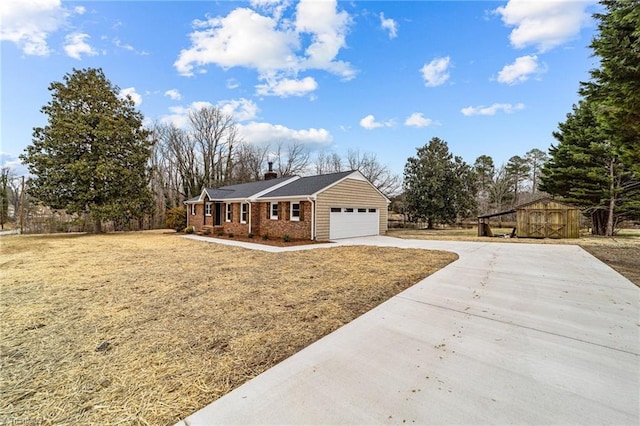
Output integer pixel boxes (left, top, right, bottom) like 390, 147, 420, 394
0, 231, 456, 425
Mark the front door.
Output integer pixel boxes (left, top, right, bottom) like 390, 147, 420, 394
215, 203, 223, 226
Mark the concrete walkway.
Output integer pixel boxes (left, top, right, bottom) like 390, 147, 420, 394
178, 235, 639, 425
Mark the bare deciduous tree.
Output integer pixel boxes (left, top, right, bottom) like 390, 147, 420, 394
232, 142, 270, 183
314, 150, 343, 175
274, 142, 311, 177
189, 106, 239, 187
347, 149, 401, 196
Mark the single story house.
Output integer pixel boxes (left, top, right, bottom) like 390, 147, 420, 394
185, 170, 390, 241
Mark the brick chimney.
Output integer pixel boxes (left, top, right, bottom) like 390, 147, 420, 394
264, 161, 277, 180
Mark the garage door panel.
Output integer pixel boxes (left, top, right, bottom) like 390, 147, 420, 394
329, 208, 379, 239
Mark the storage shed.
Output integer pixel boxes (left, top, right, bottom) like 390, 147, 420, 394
478, 197, 580, 239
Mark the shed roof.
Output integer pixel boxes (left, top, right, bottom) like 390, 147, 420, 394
477, 197, 580, 219
514, 197, 580, 210
477, 208, 516, 219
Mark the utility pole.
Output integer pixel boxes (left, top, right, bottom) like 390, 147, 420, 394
19, 175, 25, 234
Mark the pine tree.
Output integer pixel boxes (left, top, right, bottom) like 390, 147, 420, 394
540, 101, 638, 235
403, 138, 477, 228
580, 0, 640, 177
21, 68, 154, 233
541, 1, 640, 235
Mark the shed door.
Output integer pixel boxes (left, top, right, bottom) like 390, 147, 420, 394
527, 211, 546, 238
329, 207, 379, 239
527, 210, 566, 238
545, 210, 566, 238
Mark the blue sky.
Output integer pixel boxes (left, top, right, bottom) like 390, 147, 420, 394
2, 0, 601, 178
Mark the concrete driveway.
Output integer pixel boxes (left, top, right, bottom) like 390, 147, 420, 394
178, 236, 639, 425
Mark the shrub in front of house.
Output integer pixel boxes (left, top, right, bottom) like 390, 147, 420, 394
165, 207, 187, 232
248, 232, 254, 239
228, 232, 234, 238
283, 234, 291, 242
262, 234, 269, 240
184, 225, 195, 234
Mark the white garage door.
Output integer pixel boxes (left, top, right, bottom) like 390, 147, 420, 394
329, 207, 379, 239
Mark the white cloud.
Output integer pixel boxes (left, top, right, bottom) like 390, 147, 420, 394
63, 32, 98, 60
495, 0, 595, 52
174, 8, 298, 77
497, 55, 546, 85
160, 102, 214, 128
174, 0, 354, 97
119, 87, 142, 106
294, 0, 353, 78
114, 38, 135, 51
0, 0, 68, 56
164, 89, 182, 101
461, 103, 525, 116
360, 114, 394, 130
380, 12, 398, 39
256, 76, 318, 97
226, 78, 240, 89
159, 100, 257, 128
161, 106, 191, 128
250, 0, 289, 20
74, 6, 86, 15
420, 56, 451, 87
217, 98, 259, 122
0, 152, 29, 177
404, 112, 432, 128
238, 121, 333, 147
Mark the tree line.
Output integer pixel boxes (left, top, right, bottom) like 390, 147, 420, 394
14, 68, 399, 232
401, 137, 548, 228
12, 1, 639, 235
150, 113, 400, 214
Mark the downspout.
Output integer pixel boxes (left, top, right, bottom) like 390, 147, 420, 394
247, 199, 252, 234
307, 196, 316, 240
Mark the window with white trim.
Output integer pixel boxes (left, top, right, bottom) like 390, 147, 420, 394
205, 203, 212, 216
290, 202, 300, 221
226, 203, 232, 222
241, 203, 248, 223
270, 202, 278, 220
191, 203, 196, 215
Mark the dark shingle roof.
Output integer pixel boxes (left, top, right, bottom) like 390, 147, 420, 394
203, 175, 295, 200
260, 171, 354, 198
187, 171, 366, 203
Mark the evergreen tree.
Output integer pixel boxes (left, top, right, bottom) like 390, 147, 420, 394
403, 138, 477, 228
505, 155, 530, 205
580, 0, 640, 177
473, 155, 495, 213
524, 148, 548, 193
21, 68, 154, 233
540, 101, 638, 235
541, 1, 640, 235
